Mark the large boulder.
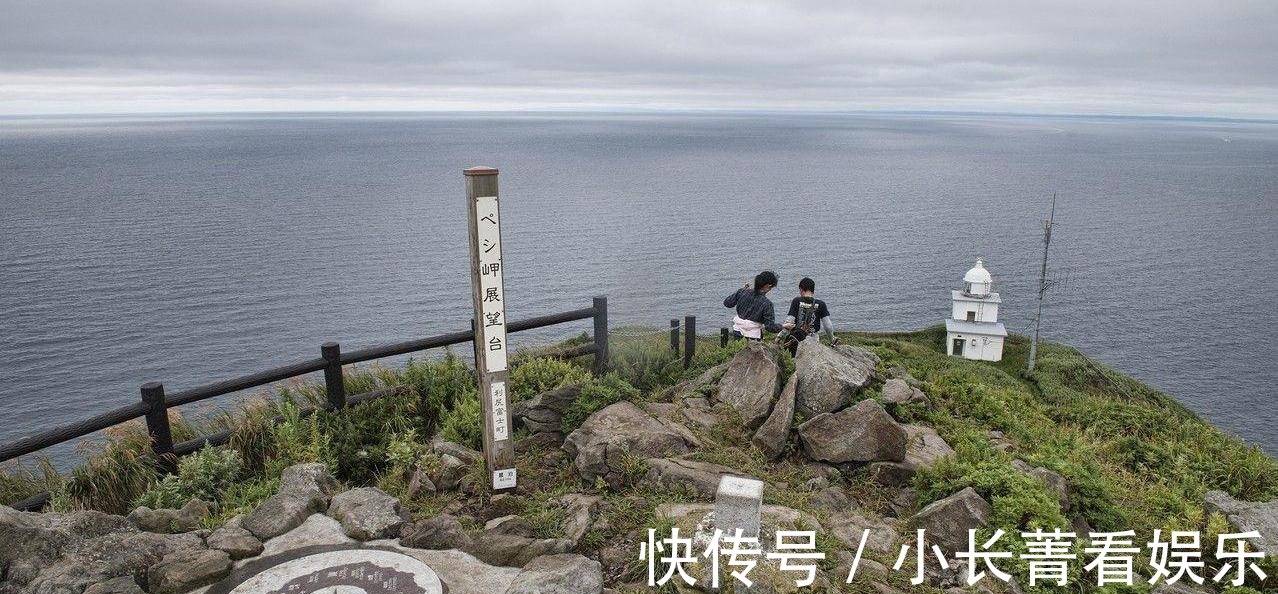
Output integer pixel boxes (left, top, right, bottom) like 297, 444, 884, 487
391, 548, 521, 594
147, 549, 231, 594
1204, 490, 1278, 555
827, 511, 901, 554
797, 399, 907, 463
752, 373, 797, 460
793, 341, 876, 418
401, 513, 472, 550
910, 487, 992, 553
563, 401, 696, 488
557, 493, 603, 546
642, 458, 746, 499
260, 514, 354, 557
512, 384, 584, 433
327, 487, 407, 540
462, 531, 573, 568
714, 342, 782, 428
505, 554, 604, 594
127, 499, 211, 534
869, 425, 956, 487
880, 378, 928, 405
206, 524, 263, 560
243, 463, 339, 540
15, 527, 204, 594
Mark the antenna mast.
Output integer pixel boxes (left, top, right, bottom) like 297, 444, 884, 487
1027, 193, 1060, 373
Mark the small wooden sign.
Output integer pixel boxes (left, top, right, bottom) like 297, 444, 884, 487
465, 166, 516, 490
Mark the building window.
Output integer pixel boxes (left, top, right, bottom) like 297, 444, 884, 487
966, 311, 976, 322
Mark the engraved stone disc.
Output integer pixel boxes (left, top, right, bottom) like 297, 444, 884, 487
206, 544, 446, 594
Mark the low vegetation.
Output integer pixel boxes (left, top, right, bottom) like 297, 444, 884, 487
2, 326, 1274, 593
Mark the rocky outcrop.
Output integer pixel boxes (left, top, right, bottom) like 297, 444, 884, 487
797, 399, 907, 463
793, 341, 876, 418
563, 401, 696, 488
1204, 490, 1278, 554
868, 424, 955, 487
505, 554, 604, 594
401, 513, 472, 550
205, 522, 263, 560
513, 384, 584, 433
326, 487, 407, 540
557, 493, 603, 546
910, 487, 992, 553
127, 499, 211, 534
463, 531, 574, 568
752, 373, 797, 460
714, 342, 782, 428
880, 378, 928, 405
642, 458, 745, 499
146, 549, 231, 594
827, 511, 901, 554
243, 463, 338, 540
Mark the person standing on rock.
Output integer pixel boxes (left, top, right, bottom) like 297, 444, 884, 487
778, 277, 838, 356
724, 271, 790, 340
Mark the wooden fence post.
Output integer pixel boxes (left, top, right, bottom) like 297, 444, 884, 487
140, 382, 176, 473
721, 327, 730, 347
593, 296, 609, 375
683, 315, 696, 368
670, 319, 680, 354
321, 342, 345, 410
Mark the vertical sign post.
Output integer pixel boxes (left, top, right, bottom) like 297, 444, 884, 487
465, 166, 516, 491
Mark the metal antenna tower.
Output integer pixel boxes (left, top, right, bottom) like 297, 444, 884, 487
1027, 193, 1063, 373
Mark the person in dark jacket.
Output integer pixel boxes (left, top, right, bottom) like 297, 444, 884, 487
724, 271, 791, 340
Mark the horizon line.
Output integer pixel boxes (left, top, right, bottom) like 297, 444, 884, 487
2, 107, 1276, 125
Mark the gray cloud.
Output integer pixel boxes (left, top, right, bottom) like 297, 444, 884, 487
1, 0, 1275, 116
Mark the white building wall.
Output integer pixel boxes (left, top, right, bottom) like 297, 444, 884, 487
945, 333, 1005, 362
950, 300, 999, 323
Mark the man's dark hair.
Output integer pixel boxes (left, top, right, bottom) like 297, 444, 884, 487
799, 277, 816, 293
754, 271, 779, 293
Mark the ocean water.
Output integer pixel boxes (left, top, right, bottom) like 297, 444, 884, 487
1, 112, 1275, 462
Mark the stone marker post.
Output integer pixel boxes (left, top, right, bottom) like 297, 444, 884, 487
466, 166, 516, 490
715, 475, 764, 540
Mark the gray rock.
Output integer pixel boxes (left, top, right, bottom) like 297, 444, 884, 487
147, 549, 231, 594
1204, 490, 1278, 554
327, 487, 406, 540
868, 424, 955, 487
828, 511, 900, 554
432, 438, 483, 465
259, 513, 354, 557
506, 553, 604, 594
714, 342, 782, 428
887, 489, 918, 518
463, 532, 573, 568
513, 384, 584, 433
880, 378, 915, 404
0, 505, 72, 566
797, 399, 907, 463
278, 463, 339, 499
436, 453, 467, 491
401, 513, 472, 550
394, 548, 521, 594
1029, 467, 1072, 513
671, 362, 729, 400
809, 487, 852, 513
793, 341, 876, 418
83, 576, 145, 594
558, 493, 603, 546
127, 499, 211, 534
642, 457, 744, 499
563, 401, 695, 489
241, 490, 324, 540
206, 524, 263, 560
911, 487, 992, 553
752, 373, 797, 460
1151, 581, 1214, 594
485, 515, 536, 538
23, 530, 204, 594
407, 467, 437, 498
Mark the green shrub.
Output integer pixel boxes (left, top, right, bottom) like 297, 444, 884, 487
439, 387, 483, 450
135, 446, 243, 509
510, 357, 590, 401
914, 457, 1066, 530
561, 373, 641, 433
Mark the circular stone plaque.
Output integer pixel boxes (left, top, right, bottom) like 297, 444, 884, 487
206, 544, 446, 594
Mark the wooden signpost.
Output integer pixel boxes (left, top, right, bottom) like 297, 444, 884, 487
465, 166, 517, 490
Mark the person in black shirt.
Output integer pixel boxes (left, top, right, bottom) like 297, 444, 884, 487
779, 277, 837, 355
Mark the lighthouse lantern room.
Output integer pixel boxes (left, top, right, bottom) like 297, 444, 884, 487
945, 259, 1006, 361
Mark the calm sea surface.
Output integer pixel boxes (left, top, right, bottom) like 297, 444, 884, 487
1, 112, 1275, 462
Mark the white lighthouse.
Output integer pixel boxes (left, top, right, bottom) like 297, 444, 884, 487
945, 259, 1006, 361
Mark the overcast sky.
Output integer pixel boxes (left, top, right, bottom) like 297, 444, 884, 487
2, 0, 1276, 117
